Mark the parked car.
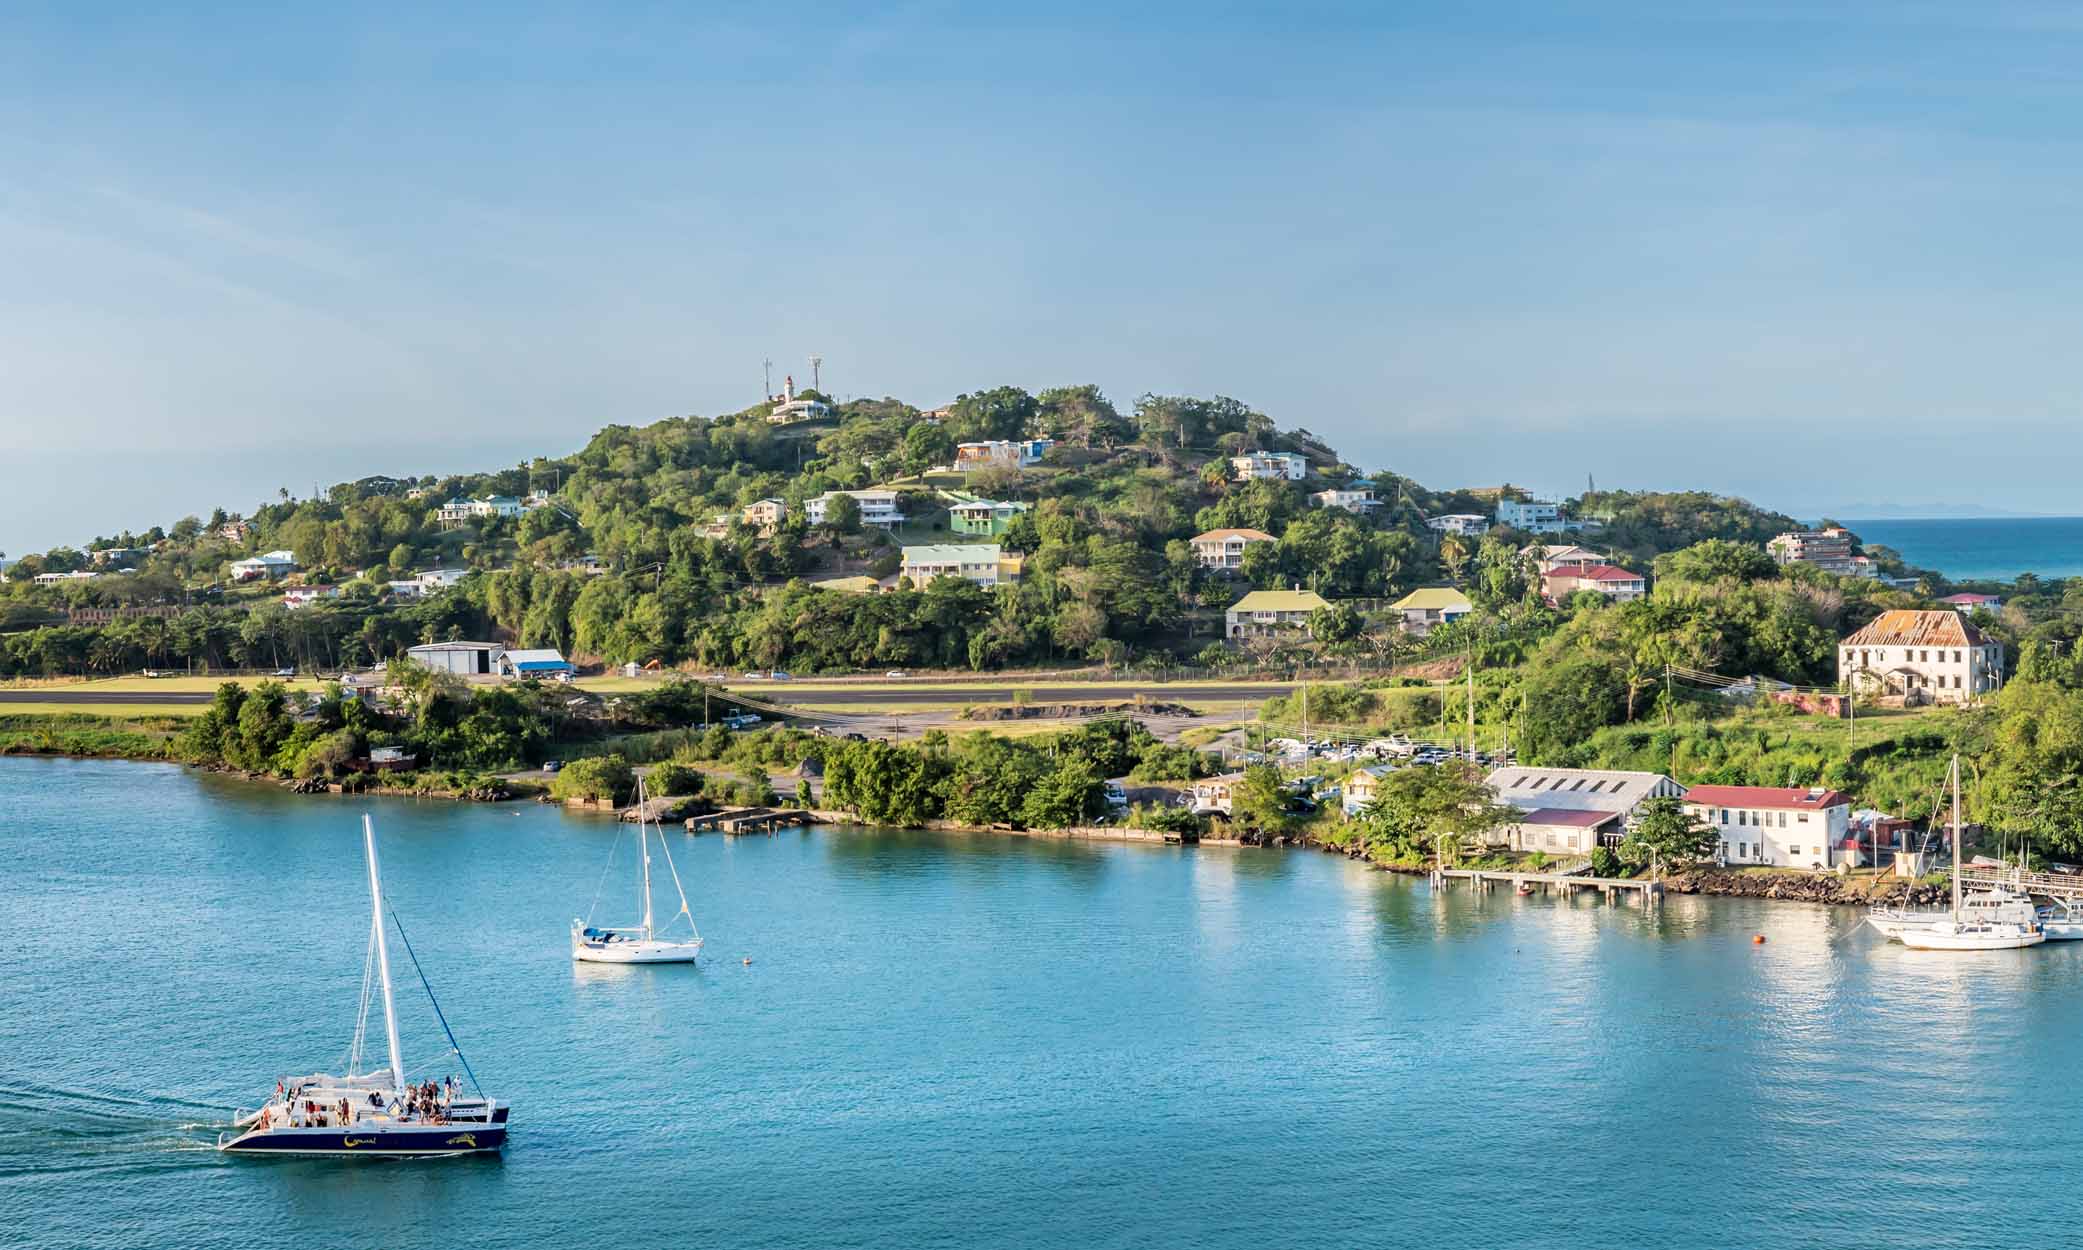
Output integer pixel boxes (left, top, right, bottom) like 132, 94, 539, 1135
884, 670, 908, 679
541, 760, 562, 773
273, 667, 296, 678
741, 671, 765, 680
769, 670, 793, 681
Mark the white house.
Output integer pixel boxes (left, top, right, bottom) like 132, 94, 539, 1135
1343, 765, 1395, 816
1225, 589, 1331, 638
1496, 498, 1564, 534
499, 648, 576, 679
900, 544, 1023, 589
1484, 767, 1687, 853
1838, 610, 2004, 705
1681, 785, 1852, 870
387, 568, 470, 598
805, 490, 908, 529
1424, 514, 1490, 537
1230, 451, 1309, 482
1310, 487, 1380, 514
767, 374, 830, 424
230, 550, 299, 582
1190, 528, 1275, 572
1190, 773, 1244, 815
1523, 544, 1611, 575
33, 569, 100, 585
436, 496, 530, 529
282, 586, 341, 609
405, 641, 505, 676
1939, 592, 2002, 614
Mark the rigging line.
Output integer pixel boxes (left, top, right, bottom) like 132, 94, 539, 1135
651, 820, 701, 942
583, 820, 627, 926
347, 921, 378, 1078
384, 905, 485, 1102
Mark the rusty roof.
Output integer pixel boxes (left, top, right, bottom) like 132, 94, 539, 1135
1841, 610, 1989, 648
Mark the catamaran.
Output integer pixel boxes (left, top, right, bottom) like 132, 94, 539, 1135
1898, 756, 2044, 952
218, 815, 510, 1157
572, 774, 704, 964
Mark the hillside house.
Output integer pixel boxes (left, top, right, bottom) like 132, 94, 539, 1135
1682, 785, 1852, 870
33, 570, 100, 585
1424, 514, 1490, 537
766, 375, 830, 424
282, 586, 341, 609
1495, 498, 1564, 534
1190, 528, 1275, 572
1484, 767, 1687, 853
1838, 610, 2004, 704
229, 550, 298, 582
900, 544, 1022, 589
955, 438, 1053, 470
1310, 486, 1380, 514
1940, 592, 2002, 614
1768, 527, 1859, 575
218, 519, 254, 543
741, 499, 787, 533
1225, 589, 1331, 638
1230, 451, 1309, 482
436, 496, 529, 529
948, 498, 1030, 536
805, 490, 907, 529
1523, 544, 1611, 575
1543, 564, 1647, 603
1389, 588, 1473, 635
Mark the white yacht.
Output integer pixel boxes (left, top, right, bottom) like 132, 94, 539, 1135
2039, 898, 2083, 941
1866, 887, 2035, 940
572, 774, 705, 964
218, 816, 510, 1157
1898, 758, 2044, 952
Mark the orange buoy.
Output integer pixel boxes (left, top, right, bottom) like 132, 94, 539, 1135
1753, 934, 1766, 944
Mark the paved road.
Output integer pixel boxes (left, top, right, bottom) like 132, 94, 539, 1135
0, 682, 1293, 709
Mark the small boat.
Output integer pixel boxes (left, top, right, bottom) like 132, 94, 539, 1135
1896, 756, 2043, 953
572, 773, 704, 964
219, 816, 510, 1157
1866, 887, 2035, 940
2039, 898, 2083, 941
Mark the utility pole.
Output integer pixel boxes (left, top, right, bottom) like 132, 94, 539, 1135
763, 358, 773, 401
1466, 642, 1476, 770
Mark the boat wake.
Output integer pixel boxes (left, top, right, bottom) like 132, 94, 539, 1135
0, 1077, 231, 1176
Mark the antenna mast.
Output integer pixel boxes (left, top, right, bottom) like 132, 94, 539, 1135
810, 354, 823, 394
762, 358, 774, 401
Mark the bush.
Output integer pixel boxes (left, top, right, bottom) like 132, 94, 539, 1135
1131, 803, 1202, 834
551, 753, 636, 804
646, 762, 705, 796
1128, 742, 1217, 781
1589, 846, 1623, 878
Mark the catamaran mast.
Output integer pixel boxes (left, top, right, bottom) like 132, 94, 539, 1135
363, 814, 406, 1093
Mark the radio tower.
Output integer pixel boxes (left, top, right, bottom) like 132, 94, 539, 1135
762, 358, 774, 401
809, 355, 823, 394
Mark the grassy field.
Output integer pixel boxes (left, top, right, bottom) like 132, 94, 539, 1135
4, 675, 332, 695
0, 712, 185, 757
0, 701, 211, 717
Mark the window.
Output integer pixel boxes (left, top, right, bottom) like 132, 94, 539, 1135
1719, 808, 1729, 823
1779, 812, 1788, 827
1797, 813, 1809, 823
1739, 842, 1749, 858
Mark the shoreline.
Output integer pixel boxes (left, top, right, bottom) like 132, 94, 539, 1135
1, 752, 1951, 907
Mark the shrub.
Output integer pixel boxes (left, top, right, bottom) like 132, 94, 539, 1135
646, 762, 704, 796
1589, 846, 1623, 878
551, 753, 636, 804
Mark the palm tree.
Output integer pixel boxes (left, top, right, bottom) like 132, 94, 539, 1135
1439, 534, 1470, 584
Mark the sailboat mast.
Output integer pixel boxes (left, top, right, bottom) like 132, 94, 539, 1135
639, 777, 655, 939
1950, 755, 1963, 920
363, 814, 406, 1093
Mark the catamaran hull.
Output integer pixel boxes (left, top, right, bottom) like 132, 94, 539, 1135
220, 1117, 508, 1157
572, 941, 702, 964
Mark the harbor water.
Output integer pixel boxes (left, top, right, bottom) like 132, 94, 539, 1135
4, 756, 2081, 1249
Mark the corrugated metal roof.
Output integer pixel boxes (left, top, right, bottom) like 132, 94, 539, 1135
1841, 610, 1988, 648
1229, 589, 1330, 613
1514, 807, 1619, 828
1391, 588, 1474, 611
1192, 528, 1275, 543
1683, 785, 1850, 811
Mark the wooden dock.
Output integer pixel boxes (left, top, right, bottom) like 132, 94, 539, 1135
1432, 867, 1662, 900
1959, 865, 2083, 901
684, 807, 812, 835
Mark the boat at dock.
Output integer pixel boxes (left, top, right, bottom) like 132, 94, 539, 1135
218, 815, 510, 1157
573, 774, 705, 964
1896, 756, 2043, 952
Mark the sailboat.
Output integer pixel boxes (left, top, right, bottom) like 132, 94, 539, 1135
572, 774, 704, 964
218, 816, 510, 1156
1899, 756, 2044, 952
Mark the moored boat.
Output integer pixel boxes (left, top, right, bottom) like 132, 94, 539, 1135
1893, 757, 2042, 953
573, 773, 704, 965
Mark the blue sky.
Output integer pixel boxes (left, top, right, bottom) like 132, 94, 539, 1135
6, 2, 2083, 551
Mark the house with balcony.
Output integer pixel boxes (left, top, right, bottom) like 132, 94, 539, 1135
1543, 564, 1647, 603
899, 544, 1023, 589
1424, 514, 1490, 538
1310, 486, 1380, 514
1230, 451, 1309, 482
229, 550, 299, 582
435, 495, 530, 530
805, 490, 907, 529
1522, 543, 1612, 575
1495, 498, 1564, 534
955, 438, 1053, 470
1225, 589, 1330, 638
948, 498, 1030, 536
1342, 765, 1395, 816
1190, 528, 1275, 572
1768, 527, 1860, 574
740, 499, 787, 533
1838, 610, 2004, 704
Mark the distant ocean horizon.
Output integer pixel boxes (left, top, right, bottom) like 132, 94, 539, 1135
1840, 516, 2083, 582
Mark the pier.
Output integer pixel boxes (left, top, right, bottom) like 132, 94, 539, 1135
1958, 865, 2083, 902
1430, 866, 1662, 900
684, 807, 812, 835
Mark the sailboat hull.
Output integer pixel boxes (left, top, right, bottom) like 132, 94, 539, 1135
572, 938, 703, 964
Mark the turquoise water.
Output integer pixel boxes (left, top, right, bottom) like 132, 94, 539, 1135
7, 757, 2083, 1248
1848, 516, 2083, 581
